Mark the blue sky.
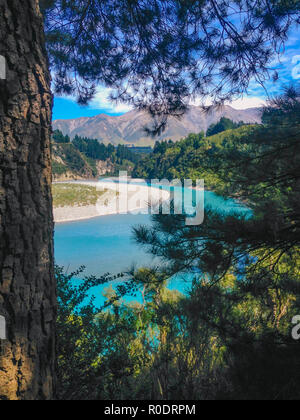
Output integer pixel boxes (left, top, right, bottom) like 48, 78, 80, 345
52, 97, 125, 121
52, 32, 300, 121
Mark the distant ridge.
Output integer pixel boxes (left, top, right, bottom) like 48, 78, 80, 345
53, 105, 262, 146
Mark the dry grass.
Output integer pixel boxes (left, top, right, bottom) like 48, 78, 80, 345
52, 183, 108, 208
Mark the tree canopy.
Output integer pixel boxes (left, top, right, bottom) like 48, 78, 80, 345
55, 90, 300, 400
206, 117, 244, 137
132, 89, 300, 398
41, 0, 300, 132
53, 129, 70, 143
39, 0, 300, 400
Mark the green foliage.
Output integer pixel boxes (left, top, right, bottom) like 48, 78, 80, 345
55, 92, 300, 400
73, 135, 113, 161
133, 126, 256, 193
70, 135, 142, 177
53, 129, 70, 143
116, 144, 141, 165
52, 161, 67, 176
56, 266, 227, 400
56, 266, 114, 400
52, 142, 97, 178
52, 135, 145, 179
43, 1, 300, 133
56, 92, 300, 400
133, 91, 300, 399
206, 117, 244, 137
85, 157, 98, 177
72, 135, 141, 165
57, 143, 87, 173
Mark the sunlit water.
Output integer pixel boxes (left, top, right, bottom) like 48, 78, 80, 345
55, 181, 249, 306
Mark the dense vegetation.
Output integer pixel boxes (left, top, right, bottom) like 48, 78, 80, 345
53, 129, 71, 144
56, 266, 226, 400
52, 142, 96, 179
52, 119, 249, 181
133, 123, 258, 193
52, 131, 144, 178
206, 117, 246, 137
133, 90, 300, 399
2, 0, 299, 402
43, 0, 300, 134
56, 91, 300, 400
72, 135, 141, 165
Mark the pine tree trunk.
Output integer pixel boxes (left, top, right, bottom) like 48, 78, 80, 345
0, 0, 55, 400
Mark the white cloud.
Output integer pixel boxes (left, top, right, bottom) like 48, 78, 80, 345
291, 55, 300, 80
92, 86, 266, 113
90, 86, 133, 114
192, 95, 266, 110
227, 96, 266, 109
56, 82, 266, 115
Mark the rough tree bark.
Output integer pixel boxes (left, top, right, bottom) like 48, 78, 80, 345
0, 0, 55, 400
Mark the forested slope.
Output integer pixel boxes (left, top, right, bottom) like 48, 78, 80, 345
52, 131, 142, 181
133, 125, 259, 193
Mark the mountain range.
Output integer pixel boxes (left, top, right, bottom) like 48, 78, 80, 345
53, 105, 262, 146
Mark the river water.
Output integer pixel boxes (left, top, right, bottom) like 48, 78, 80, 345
55, 180, 249, 306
